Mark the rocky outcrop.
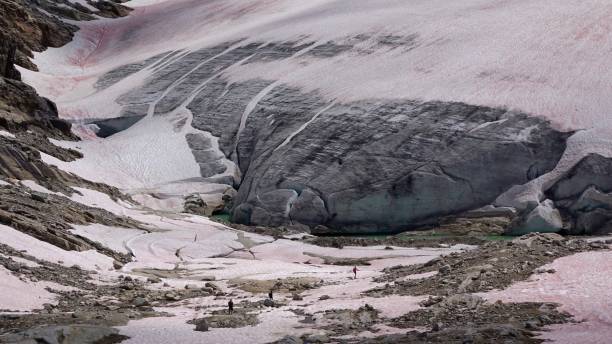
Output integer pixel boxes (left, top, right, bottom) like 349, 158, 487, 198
543, 154, 612, 234
0, 183, 139, 260
507, 200, 563, 235
228, 96, 568, 232
0, 0, 137, 257
0, 0, 76, 71
101, 39, 571, 233
0, 77, 72, 135
0, 0, 132, 74
184, 193, 223, 217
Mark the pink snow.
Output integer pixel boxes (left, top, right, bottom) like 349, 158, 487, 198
70, 224, 144, 255
23, 0, 612, 132
0, 267, 76, 312
117, 306, 309, 344
0, 224, 114, 271
481, 250, 612, 344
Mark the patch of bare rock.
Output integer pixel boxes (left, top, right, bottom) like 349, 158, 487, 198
351, 297, 571, 344
0, 184, 141, 260
368, 233, 608, 296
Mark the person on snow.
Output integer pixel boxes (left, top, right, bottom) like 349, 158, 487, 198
228, 299, 234, 314
352, 266, 358, 279
268, 290, 274, 300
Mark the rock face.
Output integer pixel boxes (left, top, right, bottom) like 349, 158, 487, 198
0, 0, 137, 257
0, 183, 138, 259
0, 40, 20, 80
99, 39, 570, 233
544, 154, 612, 234
0, 0, 76, 71
227, 96, 568, 232
0, 0, 132, 75
0, 77, 71, 135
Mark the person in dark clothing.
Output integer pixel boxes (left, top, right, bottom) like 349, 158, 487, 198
228, 299, 234, 314
268, 290, 273, 300
353, 266, 358, 279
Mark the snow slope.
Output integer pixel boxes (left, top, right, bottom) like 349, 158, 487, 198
25, 0, 612, 128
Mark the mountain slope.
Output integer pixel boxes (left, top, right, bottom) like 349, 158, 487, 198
22, 0, 612, 233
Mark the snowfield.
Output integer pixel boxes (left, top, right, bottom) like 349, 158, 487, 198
0, 185, 469, 342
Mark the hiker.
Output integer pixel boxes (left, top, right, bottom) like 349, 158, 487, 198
228, 299, 234, 314
353, 266, 358, 279
268, 290, 273, 300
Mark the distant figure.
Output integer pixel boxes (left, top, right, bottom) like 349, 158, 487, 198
353, 266, 358, 279
228, 299, 234, 314
268, 290, 273, 300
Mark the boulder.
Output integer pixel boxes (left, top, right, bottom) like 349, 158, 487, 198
132, 297, 148, 307
543, 154, 612, 234
273, 336, 303, 344
194, 318, 209, 332
183, 194, 208, 215
164, 293, 180, 301
147, 276, 162, 284
204, 282, 220, 290
289, 189, 329, 226
507, 200, 563, 235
